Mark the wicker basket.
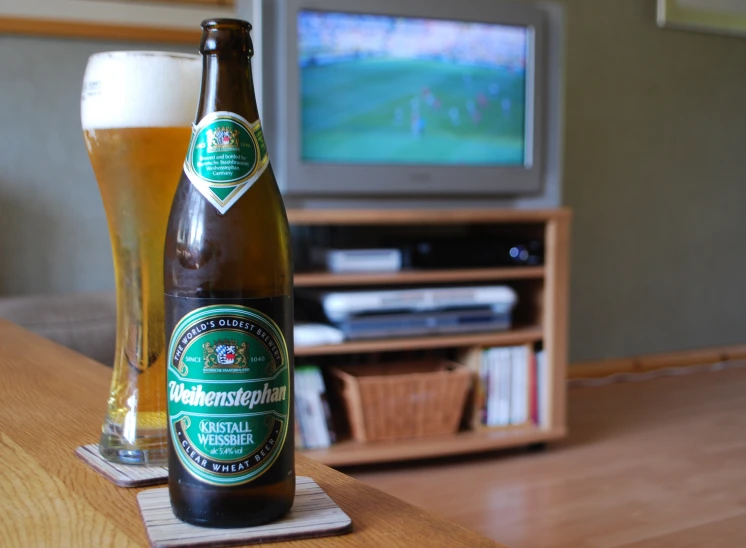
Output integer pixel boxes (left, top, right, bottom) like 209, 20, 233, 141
331, 361, 472, 442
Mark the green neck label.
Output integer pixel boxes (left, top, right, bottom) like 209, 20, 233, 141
167, 304, 290, 486
184, 111, 269, 214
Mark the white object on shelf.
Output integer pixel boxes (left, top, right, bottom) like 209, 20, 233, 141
294, 323, 344, 347
311, 248, 403, 273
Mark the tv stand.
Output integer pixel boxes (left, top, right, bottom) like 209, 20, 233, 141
288, 208, 570, 466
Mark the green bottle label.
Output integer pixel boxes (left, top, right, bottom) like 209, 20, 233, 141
167, 304, 290, 486
184, 111, 269, 214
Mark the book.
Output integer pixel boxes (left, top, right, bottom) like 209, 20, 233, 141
293, 399, 305, 449
294, 365, 335, 449
476, 350, 489, 426
484, 349, 493, 426
529, 350, 538, 425
470, 344, 539, 429
510, 346, 529, 425
496, 348, 512, 426
307, 367, 333, 448
294, 369, 313, 449
536, 350, 547, 427
487, 348, 500, 426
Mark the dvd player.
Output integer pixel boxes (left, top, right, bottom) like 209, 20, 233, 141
315, 285, 517, 322
339, 307, 511, 340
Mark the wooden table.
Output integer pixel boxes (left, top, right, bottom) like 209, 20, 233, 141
0, 319, 499, 547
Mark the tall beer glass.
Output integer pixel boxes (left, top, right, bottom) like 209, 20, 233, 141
81, 52, 201, 464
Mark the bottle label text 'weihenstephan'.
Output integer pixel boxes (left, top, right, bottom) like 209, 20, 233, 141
184, 111, 269, 214
167, 304, 290, 486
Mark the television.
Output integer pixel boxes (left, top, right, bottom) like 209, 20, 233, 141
243, 0, 563, 199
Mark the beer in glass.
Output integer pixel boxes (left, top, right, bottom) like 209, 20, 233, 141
81, 51, 201, 464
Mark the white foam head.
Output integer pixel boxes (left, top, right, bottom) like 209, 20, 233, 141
81, 51, 201, 130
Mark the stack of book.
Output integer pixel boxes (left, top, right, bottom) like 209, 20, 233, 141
294, 366, 336, 449
472, 346, 547, 427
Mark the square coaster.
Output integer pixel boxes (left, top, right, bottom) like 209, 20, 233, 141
75, 444, 169, 488
137, 476, 352, 548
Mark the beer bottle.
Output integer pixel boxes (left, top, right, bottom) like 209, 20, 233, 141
164, 18, 295, 527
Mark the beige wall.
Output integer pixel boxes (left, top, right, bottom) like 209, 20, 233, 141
0, 36, 193, 295
562, 0, 746, 362
1, 0, 745, 363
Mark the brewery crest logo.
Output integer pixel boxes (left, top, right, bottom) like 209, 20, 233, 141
203, 339, 249, 373
206, 127, 240, 153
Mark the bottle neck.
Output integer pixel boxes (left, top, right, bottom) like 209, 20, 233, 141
194, 54, 259, 122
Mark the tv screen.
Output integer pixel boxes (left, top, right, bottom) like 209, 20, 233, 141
298, 10, 529, 167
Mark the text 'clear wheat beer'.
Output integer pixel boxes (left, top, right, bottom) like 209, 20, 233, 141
82, 52, 201, 464
164, 20, 295, 527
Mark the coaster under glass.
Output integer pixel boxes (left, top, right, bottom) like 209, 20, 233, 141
75, 444, 168, 487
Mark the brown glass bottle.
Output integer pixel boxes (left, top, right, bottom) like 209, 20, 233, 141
164, 19, 294, 528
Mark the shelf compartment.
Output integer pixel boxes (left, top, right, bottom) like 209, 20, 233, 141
294, 326, 543, 357
294, 266, 545, 287
302, 425, 566, 467
288, 208, 571, 225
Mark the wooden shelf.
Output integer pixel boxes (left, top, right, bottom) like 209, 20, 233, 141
288, 208, 571, 225
302, 425, 566, 467
294, 326, 543, 356
287, 207, 569, 465
294, 266, 545, 287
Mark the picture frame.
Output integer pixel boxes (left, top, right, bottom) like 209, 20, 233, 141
657, 0, 746, 38
0, 0, 234, 44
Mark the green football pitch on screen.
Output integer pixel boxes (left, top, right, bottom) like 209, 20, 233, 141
301, 58, 527, 166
